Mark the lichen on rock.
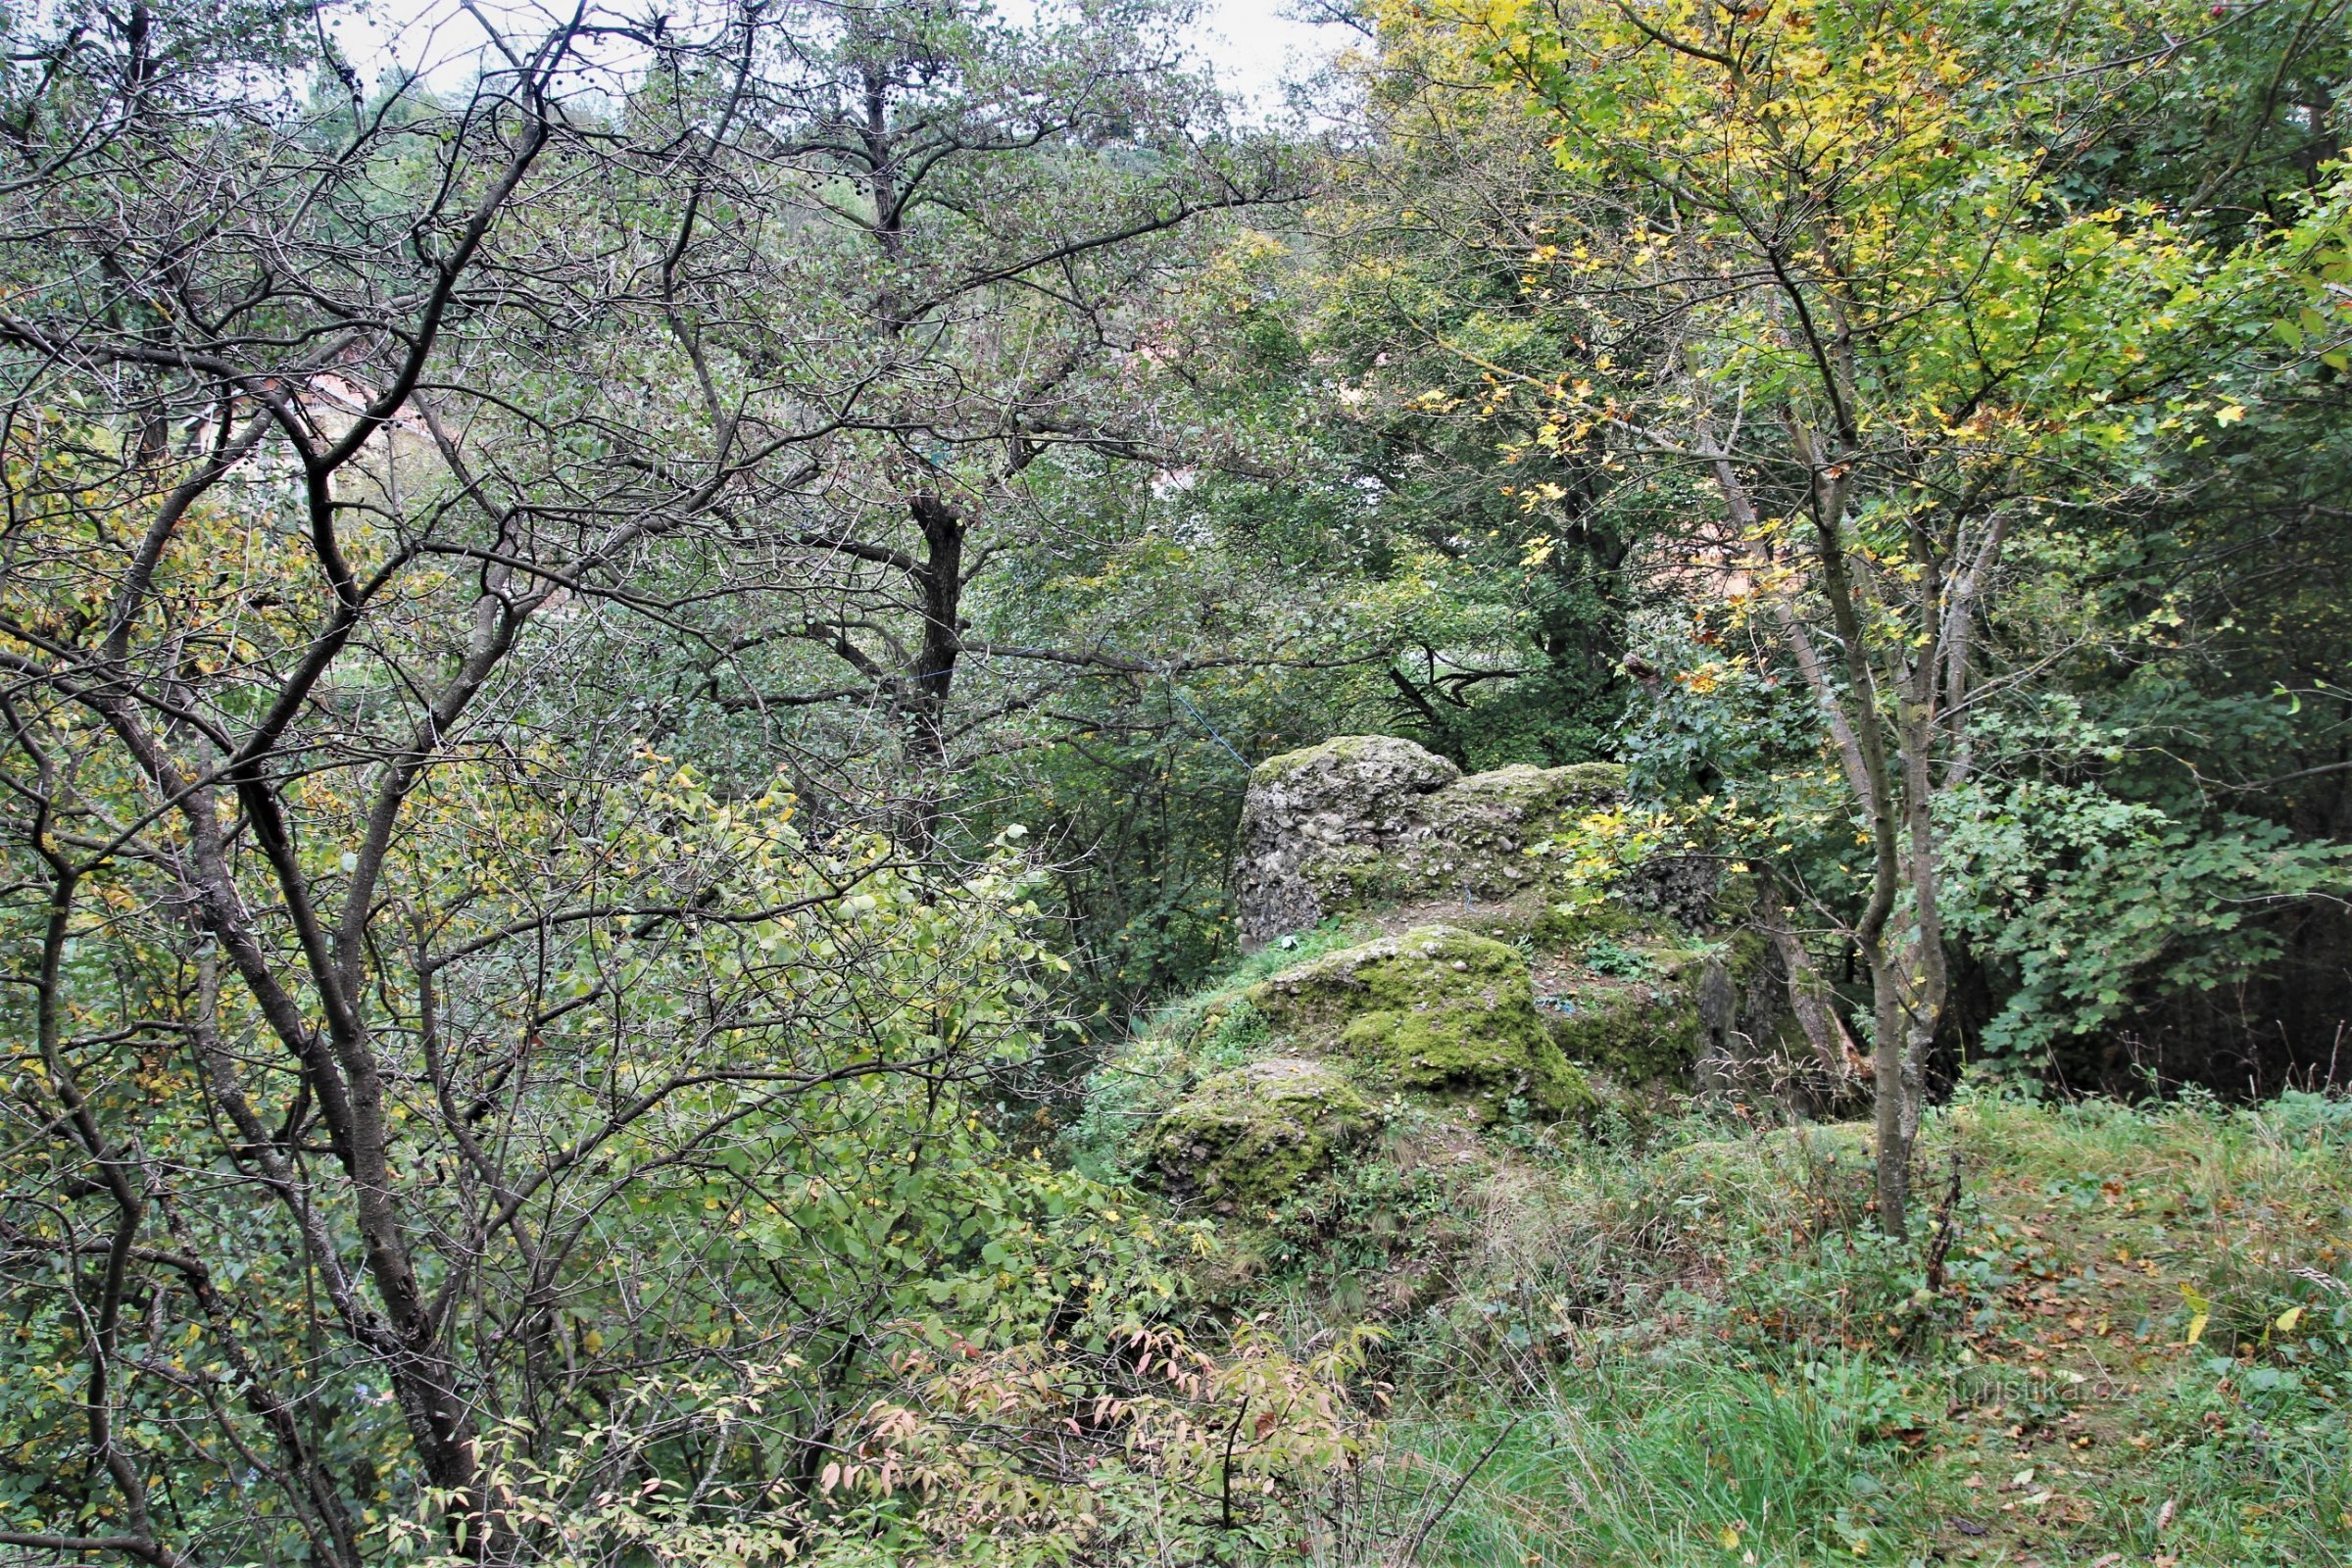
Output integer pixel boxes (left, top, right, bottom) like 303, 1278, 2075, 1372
1250, 926, 1593, 1121
1232, 736, 1462, 948
1151, 1057, 1376, 1211
1232, 734, 1629, 948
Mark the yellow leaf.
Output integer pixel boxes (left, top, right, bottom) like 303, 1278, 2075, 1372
2185, 1312, 2209, 1346
2215, 404, 2246, 424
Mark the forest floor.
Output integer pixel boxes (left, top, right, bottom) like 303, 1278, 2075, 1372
1276, 1089, 2352, 1567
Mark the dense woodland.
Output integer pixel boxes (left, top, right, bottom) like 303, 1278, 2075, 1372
1, 0, 2349, 1562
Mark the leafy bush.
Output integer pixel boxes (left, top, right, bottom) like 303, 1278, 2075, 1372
1939, 779, 2349, 1058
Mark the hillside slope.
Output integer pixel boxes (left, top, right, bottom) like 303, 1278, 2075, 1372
1069, 738, 2352, 1567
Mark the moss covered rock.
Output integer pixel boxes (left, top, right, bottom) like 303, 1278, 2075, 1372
1151, 1057, 1376, 1210
1337, 762, 1627, 915
1250, 926, 1593, 1121
1544, 973, 1703, 1084
1232, 735, 1630, 948
1538, 927, 1779, 1090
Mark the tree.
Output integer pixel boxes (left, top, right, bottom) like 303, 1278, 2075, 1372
575, 0, 1311, 855
1305, 24, 1651, 767
0, 4, 1201, 1560
1424, 0, 2352, 1232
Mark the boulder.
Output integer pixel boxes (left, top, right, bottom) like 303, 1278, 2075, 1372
1231, 737, 1461, 948
1210, 733, 1801, 1151
1151, 1057, 1376, 1211
1535, 926, 1785, 1095
1250, 926, 1593, 1121
1368, 760, 1626, 909
1232, 735, 1625, 948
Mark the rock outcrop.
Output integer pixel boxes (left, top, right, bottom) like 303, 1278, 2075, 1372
1119, 734, 1826, 1217
1229, 736, 1461, 948
1249, 926, 1592, 1121
1150, 1057, 1375, 1211
1232, 736, 1625, 948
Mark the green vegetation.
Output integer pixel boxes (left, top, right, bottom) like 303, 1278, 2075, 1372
1544, 954, 1706, 1085
1250, 926, 1591, 1120
1065, 911, 2352, 1565
1152, 1057, 1378, 1210
2, 0, 2346, 1562
1378, 1088, 2352, 1566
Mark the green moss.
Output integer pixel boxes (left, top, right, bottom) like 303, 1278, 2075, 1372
1538, 927, 1771, 1089
1151, 1058, 1376, 1209
1532, 900, 1651, 949
1250, 926, 1593, 1121
1556, 760, 1629, 791
1338, 1007, 1596, 1121
1545, 982, 1701, 1084
1250, 734, 1455, 786
1142, 923, 1373, 1042
1726, 926, 1769, 983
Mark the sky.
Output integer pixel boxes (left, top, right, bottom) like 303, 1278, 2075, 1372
336, 0, 1348, 116
1193, 0, 1348, 111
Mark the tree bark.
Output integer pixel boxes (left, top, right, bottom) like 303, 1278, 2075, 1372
899, 491, 967, 858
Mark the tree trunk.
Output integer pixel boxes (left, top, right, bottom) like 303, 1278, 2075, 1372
1868, 955, 1913, 1238
900, 491, 966, 858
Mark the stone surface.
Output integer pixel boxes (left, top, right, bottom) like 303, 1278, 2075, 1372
1543, 964, 1703, 1086
1536, 926, 1783, 1095
1231, 737, 1462, 949
1250, 925, 1593, 1121
1233, 734, 1628, 948
1151, 1057, 1376, 1211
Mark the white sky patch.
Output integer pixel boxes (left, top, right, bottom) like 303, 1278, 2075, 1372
331, 0, 1343, 116
1194, 0, 1346, 116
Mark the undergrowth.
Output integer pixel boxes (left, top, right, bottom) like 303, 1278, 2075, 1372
1285, 1081, 2352, 1566
1063, 918, 1373, 1182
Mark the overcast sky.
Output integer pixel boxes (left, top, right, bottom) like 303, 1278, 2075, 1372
1193, 0, 1346, 111
337, 1, 1348, 116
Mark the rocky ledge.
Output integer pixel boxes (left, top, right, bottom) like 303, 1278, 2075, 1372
1231, 735, 1628, 949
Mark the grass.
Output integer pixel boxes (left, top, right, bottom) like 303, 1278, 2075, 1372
1062, 917, 1376, 1182
1287, 1082, 2352, 1567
